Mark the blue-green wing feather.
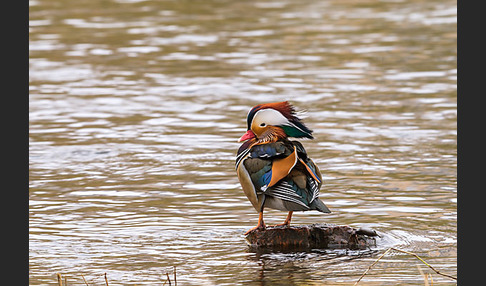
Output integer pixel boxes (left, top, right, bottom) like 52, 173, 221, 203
238, 139, 330, 213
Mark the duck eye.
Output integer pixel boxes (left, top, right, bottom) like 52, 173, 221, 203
260, 123, 266, 127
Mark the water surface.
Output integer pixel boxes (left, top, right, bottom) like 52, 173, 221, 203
30, 0, 456, 285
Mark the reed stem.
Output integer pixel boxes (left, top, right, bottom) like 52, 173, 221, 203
354, 247, 456, 285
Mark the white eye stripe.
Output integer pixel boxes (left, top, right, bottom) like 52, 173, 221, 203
252, 109, 290, 127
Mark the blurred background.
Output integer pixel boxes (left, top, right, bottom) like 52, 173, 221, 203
29, 0, 456, 285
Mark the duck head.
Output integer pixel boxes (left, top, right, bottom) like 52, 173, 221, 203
238, 101, 314, 143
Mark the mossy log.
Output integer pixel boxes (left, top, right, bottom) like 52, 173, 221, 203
245, 223, 379, 251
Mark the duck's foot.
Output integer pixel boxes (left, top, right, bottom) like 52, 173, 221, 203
244, 211, 266, 235
270, 221, 291, 228
270, 211, 293, 228
244, 223, 266, 235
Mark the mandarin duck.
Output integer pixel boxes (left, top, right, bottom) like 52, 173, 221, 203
236, 101, 331, 235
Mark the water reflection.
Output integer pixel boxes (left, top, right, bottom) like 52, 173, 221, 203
30, 0, 456, 285
245, 248, 380, 286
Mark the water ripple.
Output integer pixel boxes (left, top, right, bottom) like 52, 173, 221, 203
30, 0, 456, 284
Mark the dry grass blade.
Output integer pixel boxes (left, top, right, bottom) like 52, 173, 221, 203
417, 265, 433, 286
53, 268, 179, 285
57, 273, 63, 286
174, 266, 177, 286
354, 247, 456, 285
166, 272, 171, 286
391, 248, 456, 281
80, 274, 89, 286
353, 247, 392, 285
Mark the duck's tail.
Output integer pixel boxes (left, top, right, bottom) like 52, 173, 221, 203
313, 198, 331, 213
